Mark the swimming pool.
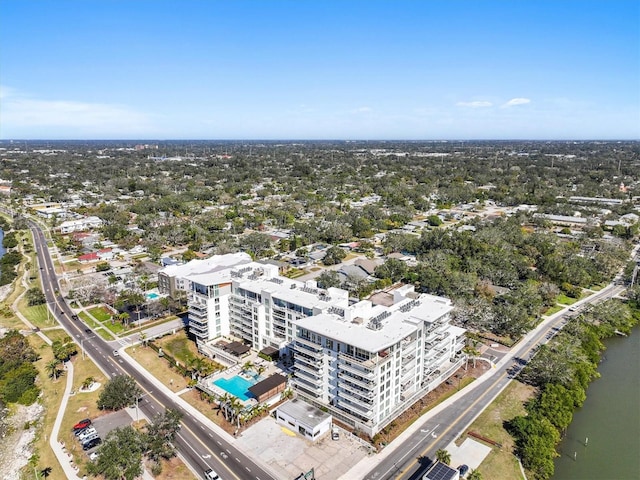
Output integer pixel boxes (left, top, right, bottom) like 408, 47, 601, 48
213, 375, 258, 401
146, 292, 160, 300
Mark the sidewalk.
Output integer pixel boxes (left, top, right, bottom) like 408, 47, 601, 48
49, 362, 84, 480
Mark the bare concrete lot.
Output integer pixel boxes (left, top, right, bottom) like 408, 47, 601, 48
236, 418, 371, 480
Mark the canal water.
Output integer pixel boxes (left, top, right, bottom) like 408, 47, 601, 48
553, 326, 640, 479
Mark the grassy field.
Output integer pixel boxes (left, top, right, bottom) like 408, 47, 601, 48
21, 302, 59, 329
544, 305, 564, 316
42, 327, 72, 344
94, 327, 115, 341
127, 344, 190, 393
103, 318, 126, 335
557, 294, 579, 305
87, 305, 112, 322
25, 333, 69, 480
458, 380, 536, 480
78, 311, 100, 328
156, 330, 202, 365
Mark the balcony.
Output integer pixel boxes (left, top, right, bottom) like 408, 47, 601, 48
296, 336, 323, 351
188, 320, 208, 332
293, 340, 324, 358
295, 362, 322, 377
337, 372, 375, 389
340, 381, 375, 399
337, 397, 374, 418
338, 361, 376, 380
292, 377, 323, 395
295, 352, 322, 367
340, 389, 374, 408
294, 368, 323, 385
338, 352, 378, 371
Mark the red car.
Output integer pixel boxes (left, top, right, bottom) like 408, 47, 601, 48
73, 419, 91, 431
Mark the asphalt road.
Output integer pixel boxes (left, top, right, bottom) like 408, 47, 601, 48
29, 221, 276, 480
364, 283, 627, 480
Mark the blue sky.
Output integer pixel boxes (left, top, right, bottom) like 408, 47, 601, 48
1, 0, 638, 139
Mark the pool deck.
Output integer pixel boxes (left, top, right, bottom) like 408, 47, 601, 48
204, 358, 281, 407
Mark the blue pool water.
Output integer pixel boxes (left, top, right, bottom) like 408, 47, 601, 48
146, 292, 160, 300
213, 375, 258, 401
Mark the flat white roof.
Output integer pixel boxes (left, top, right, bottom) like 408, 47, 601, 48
294, 296, 455, 352
166, 253, 251, 281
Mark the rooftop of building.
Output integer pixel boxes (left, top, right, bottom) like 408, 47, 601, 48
277, 399, 331, 429
294, 292, 455, 353
165, 252, 252, 280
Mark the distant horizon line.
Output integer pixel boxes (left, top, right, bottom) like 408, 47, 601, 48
1, 138, 638, 143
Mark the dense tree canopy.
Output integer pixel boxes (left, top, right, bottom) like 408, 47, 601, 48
97, 375, 143, 411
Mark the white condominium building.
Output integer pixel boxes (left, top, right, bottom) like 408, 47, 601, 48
160, 252, 251, 298
185, 260, 465, 436
291, 285, 465, 436
186, 261, 349, 347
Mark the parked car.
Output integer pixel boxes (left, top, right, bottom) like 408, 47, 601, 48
77, 427, 97, 440
89, 451, 99, 461
458, 465, 469, 477
83, 437, 102, 450
73, 419, 91, 431
81, 435, 100, 447
331, 427, 339, 441
74, 426, 92, 437
204, 468, 220, 480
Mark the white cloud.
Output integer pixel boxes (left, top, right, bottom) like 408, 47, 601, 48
456, 101, 493, 108
502, 97, 531, 108
0, 85, 152, 136
350, 106, 373, 114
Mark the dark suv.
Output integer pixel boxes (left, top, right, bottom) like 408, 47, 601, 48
83, 437, 102, 450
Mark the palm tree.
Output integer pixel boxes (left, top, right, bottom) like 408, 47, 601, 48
280, 388, 294, 400
467, 469, 482, 480
435, 448, 451, 465
81, 377, 95, 390
463, 338, 482, 369
188, 357, 206, 380
46, 359, 60, 380
242, 361, 255, 374
139, 332, 147, 347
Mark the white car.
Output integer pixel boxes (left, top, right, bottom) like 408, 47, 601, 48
89, 451, 99, 461
113, 350, 120, 357
204, 468, 220, 480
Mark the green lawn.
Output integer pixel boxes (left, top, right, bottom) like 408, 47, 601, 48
78, 311, 100, 328
544, 305, 564, 316
42, 328, 72, 344
102, 319, 126, 335
557, 294, 578, 305
22, 303, 58, 328
87, 306, 112, 322
94, 327, 115, 341
460, 380, 536, 480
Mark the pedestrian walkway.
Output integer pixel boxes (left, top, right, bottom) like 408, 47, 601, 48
49, 362, 83, 480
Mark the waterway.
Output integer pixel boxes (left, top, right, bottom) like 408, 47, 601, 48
553, 326, 640, 479
0, 228, 5, 259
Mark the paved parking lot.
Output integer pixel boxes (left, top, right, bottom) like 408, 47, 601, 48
236, 417, 371, 480
77, 409, 133, 453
